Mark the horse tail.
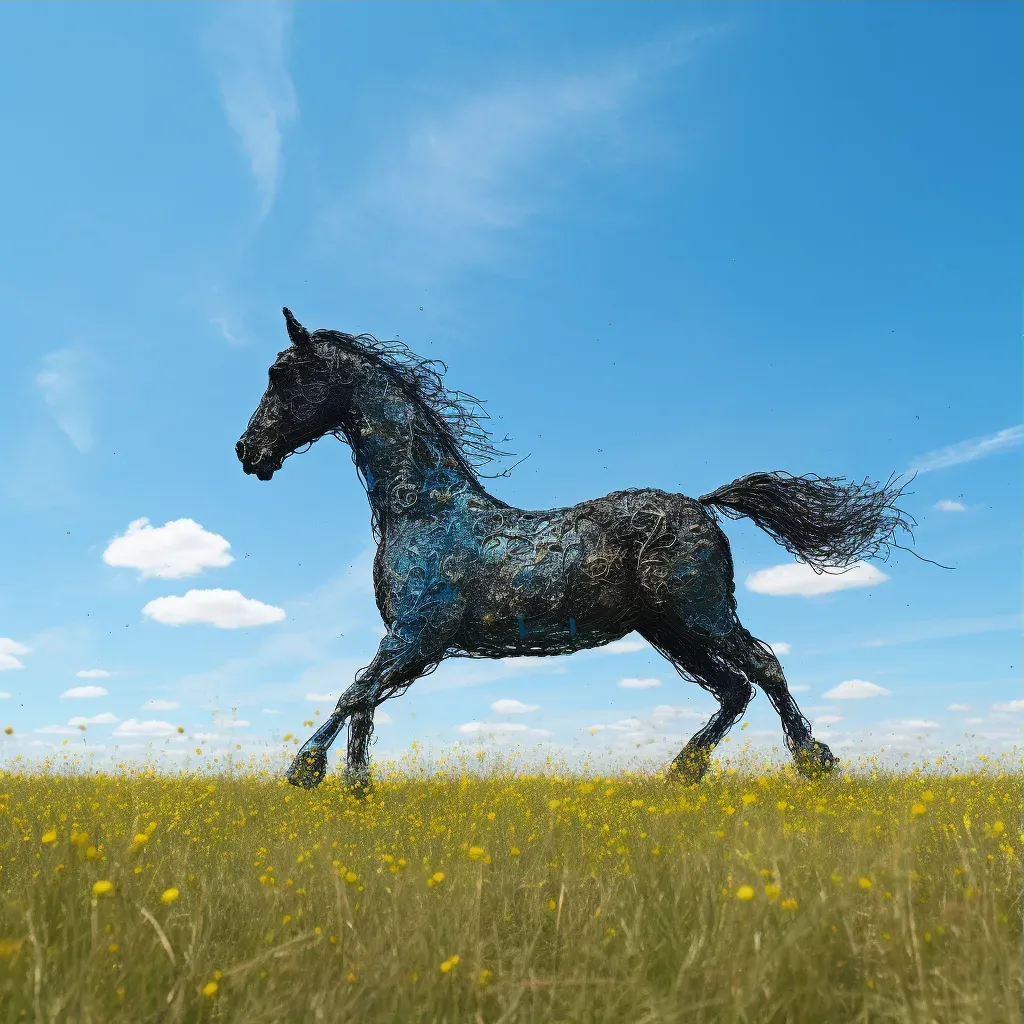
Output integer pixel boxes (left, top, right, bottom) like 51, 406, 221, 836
697, 471, 916, 573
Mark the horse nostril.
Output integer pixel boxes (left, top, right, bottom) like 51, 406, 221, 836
235, 440, 247, 462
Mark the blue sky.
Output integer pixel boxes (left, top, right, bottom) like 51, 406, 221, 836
1, 2, 1020, 775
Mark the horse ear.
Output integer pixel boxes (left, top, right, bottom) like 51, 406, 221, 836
282, 307, 311, 348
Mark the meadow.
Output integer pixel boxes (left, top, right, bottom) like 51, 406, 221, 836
0, 747, 1020, 1024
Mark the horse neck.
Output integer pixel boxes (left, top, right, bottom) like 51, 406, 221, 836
336, 358, 494, 520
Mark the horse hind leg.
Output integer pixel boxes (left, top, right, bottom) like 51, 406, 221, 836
725, 625, 839, 778
641, 630, 755, 783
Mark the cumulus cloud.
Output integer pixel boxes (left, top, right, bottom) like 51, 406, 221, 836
934, 499, 966, 513
814, 714, 843, 725
114, 719, 177, 737
993, 699, 1024, 713
103, 518, 233, 579
35, 725, 78, 735
491, 699, 540, 714
619, 677, 662, 690
61, 685, 108, 699
767, 642, 791, 657
823, 679, 891, 700
746, 561, 889, 597
142, 699, 180, 711
68, 712, 119, 726
76, 668, 111, 679
900, 719, 940, 730
947, 703, 972, 712
909, 424, 1022, 474
604, 638, 650, 654
457, 721, 551, 738
142, 589, 285, 628
0, 692, 10, 700
0, 639, 30, 671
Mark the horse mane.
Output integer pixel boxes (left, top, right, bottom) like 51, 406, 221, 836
312, 329, 516, 476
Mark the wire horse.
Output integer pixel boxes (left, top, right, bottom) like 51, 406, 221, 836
237, 309, 916, 790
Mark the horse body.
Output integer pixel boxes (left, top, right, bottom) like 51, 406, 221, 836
238, 309, 913, 789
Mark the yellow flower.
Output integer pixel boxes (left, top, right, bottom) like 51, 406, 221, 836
344, 871, 357, 883
911, 803, 926, 816
736, 885, 754, 901
478, 969, 493, 986
431, 872, 444, 883
468, 846, 485, 860
108, 943, 120, 953
346, 972, 357, 984
741, 793, 757, 805
202, 981, 218, 997
3, 726, 12, 736
548, 898, 557, 910
764, 884, 781, 900
92, 880, 114, 897
509, 847, 520, 856
991, 821, 1005, 835
780, 898, 798, 911
858, 877, 872, 890
160, 888, 179, 905
440, 954, 460, 973
176, 726, 184, 734
40, 830, 57, 845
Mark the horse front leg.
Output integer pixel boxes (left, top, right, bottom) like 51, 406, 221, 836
286, 615, 457, 790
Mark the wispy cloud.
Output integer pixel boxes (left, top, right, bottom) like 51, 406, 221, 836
204, 1, 298, 218
909, 425, 1023, 474
322, 25, 718, 280
36, 349, 93, 453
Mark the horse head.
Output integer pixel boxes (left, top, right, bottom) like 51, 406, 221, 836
236, 308, 356, 481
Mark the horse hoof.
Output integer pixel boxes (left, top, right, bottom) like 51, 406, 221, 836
286, 747, 328, 789
343, 767, 373, 799
794, 742, 839, 779
668, 750, 710, 785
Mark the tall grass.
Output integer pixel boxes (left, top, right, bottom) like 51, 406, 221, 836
0, 751, 1020, 1023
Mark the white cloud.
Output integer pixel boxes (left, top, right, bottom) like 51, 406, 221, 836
490, 699, 540, 714
965, 717, 984, 726
376, 711, 393, 725
76, 668, 111, 679
993, 699, 1024, 713
814, 714, 843, 725
649, 705, 708, 722
619, 677, 662, 690
306, 692, 336, 702
766, 642, 791, 657
324, 27, 710, 281
34, 725, 78, 735
0, 692, 10, 699
204, 2, 298, 218
934, 499, 966, 513
142, 699, 180, 711
218, 720, 251, 729
457, 721, 551, 738
68, 713, 119, 726
746, 561, 889, 597
947, 703, 972, 712
0, 639, 29, 671
142, 589, 285, 628
823, 679, 891, 700
36, 349, 93, 452
909, 425, 1023, 474
114, 719, 177, 737
588, 717, 643, 732
60, 685, 108, 699
604, 638, 650, 655
900, 719, 940, 730
103, 518, 233, 579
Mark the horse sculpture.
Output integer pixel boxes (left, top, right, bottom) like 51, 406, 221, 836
237, 309, 914, 790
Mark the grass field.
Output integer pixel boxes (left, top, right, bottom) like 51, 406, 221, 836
0, 749, 1020, 1023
